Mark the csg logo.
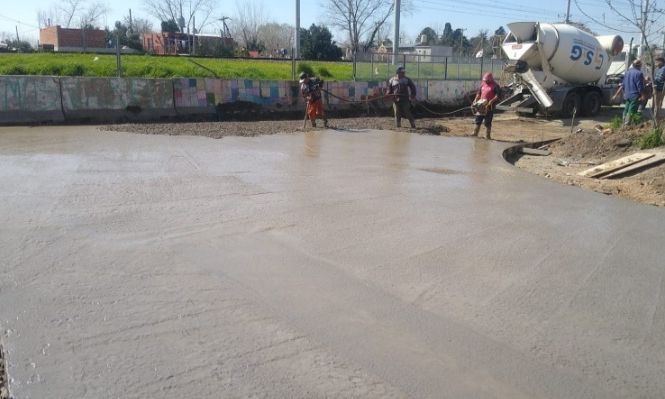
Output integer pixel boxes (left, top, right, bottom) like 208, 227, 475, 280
570, 44, 605, 70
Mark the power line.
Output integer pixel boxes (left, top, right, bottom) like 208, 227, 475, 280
0, 13, 40, 29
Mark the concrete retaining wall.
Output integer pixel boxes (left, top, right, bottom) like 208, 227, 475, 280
61, 77, 175, 122
0, 75, 477, 124
0, 76, 64, 123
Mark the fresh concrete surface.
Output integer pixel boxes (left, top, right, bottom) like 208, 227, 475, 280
1, 126, 664, 398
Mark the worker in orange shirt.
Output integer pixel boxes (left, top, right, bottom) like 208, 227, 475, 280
300, 72, 328, 128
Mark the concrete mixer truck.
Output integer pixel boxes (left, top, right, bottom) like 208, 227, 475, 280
496, 22, 624, 117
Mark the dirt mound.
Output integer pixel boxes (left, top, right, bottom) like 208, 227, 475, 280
515, 121, 665, 207
550, 126, 647, 161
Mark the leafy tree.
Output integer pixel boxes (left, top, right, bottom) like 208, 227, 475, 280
161, 19, 180, 33
108, 21, 143, 51
0, 39, 34, 52
417, 27, 438, 45
440, 23, 454, 46
299, 24, 342, 61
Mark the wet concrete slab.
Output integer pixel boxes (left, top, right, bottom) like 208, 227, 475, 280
1, 126, 664, 398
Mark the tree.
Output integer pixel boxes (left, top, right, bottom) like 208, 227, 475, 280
324, 0, 411, 54
300, 24, 342, 61
230, 0, 266, 50
439, 23, 455, 46
124, 16, 153, 36
143, 0, 216, 35
108, 21, 143, 51
257, 23, 294, 54
161, 19, 180, 33
469, 30, 488, 57
417, 27, 438, 45
0, 33, 34, 52
37, 0, 108, 28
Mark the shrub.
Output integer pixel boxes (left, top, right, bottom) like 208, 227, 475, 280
609, 115, 623, 129
297, 63, 314, 78
3, 65, 28, 75
317, 66, 332, 78
638, 127, 664, 149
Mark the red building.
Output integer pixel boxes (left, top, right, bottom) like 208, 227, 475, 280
40, 26, 107, 52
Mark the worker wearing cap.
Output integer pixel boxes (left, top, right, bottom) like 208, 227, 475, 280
387, 66, 417, 128
621, 59, 645, 125
299, 72, 328, 128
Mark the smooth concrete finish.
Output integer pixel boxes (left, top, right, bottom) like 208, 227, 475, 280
1, 126, 664, 398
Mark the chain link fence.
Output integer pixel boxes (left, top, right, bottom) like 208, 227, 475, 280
349, 52, 506, 82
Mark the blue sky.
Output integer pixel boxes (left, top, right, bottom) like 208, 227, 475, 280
1, 0, 655, 45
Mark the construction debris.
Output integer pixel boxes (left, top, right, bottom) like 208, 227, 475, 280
603, 152, 665, 179
578, 152, 655, 178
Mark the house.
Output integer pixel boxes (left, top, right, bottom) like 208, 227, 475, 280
40, 25, 107, 52
413, 45, 453, 62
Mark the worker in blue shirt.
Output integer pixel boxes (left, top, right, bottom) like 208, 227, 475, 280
621, 59, 645, 125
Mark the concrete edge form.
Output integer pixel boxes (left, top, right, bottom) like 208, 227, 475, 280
0, 76, 65, 124
502, 138, 562, 164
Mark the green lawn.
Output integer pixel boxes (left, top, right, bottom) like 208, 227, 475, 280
0, 53, 504, 81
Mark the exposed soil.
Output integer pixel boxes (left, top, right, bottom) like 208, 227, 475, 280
101, 110, 665, 207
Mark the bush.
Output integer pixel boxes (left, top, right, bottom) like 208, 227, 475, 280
609, 115, 623, 129
3, 65, 27, 75
638, 127, 664, 149
317, 67, 332, 78
297, 63, 314, 78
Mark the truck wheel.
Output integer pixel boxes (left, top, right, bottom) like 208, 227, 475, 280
582, 91, 602, 116
562, 92, 581, 118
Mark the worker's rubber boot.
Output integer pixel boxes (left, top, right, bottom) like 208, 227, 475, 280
409, 119, 416, 128
484, 128, 491, 140
311, 120, 317, 127
323, 119, 329, 128
472, 126, 480, 137
395, 117, 401, 128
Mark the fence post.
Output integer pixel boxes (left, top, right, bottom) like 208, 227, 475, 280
291, 47, 296, 80
480, 56, 484, 80
444, 57, 448, 80
417, 54, 420, 80
403, 54, 406, 68
115, 33, 122, 77
370, 52, 374, 80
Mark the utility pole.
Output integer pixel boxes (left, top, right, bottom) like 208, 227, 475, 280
15, 25, 20, 42
295, 0, 300, 59
129, 8, 133, 33
565, 0, 572, 23
392, 0, 401, 65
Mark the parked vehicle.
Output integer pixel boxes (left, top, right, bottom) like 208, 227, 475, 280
497, 22, 624, 117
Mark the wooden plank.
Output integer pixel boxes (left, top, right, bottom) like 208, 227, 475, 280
577, 152, 654, 178
602, 152, 665, 179
520, 147, 551, 156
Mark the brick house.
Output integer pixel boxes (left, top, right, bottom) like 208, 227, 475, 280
40, 26, 107, 52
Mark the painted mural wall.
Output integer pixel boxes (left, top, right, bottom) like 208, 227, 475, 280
0, 76, 478, 124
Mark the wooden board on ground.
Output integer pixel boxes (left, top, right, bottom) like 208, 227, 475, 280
520, 147, 551, 156
577, 152, 654, 178
602, 152, 665, 179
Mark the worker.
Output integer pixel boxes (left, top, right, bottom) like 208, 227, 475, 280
621, 59, 645, 125
299, 72, 328, 128
471, 72, 500, 139
387, 66, 417, 128
654, 56, 665, 118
